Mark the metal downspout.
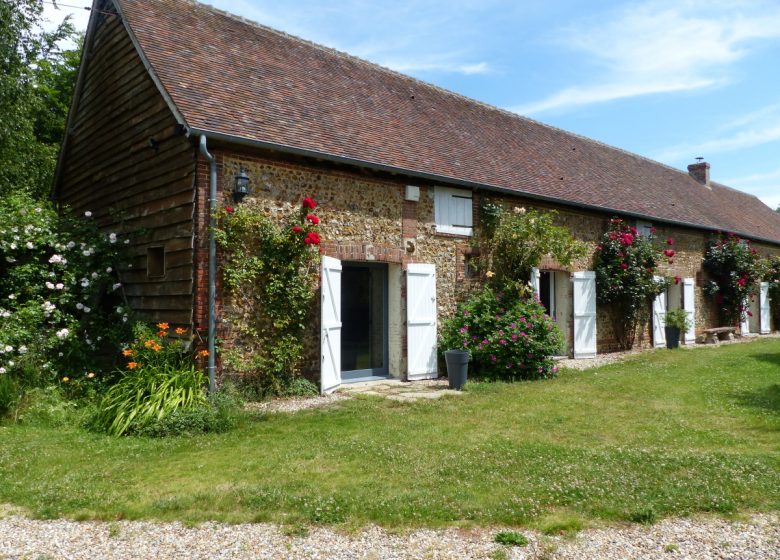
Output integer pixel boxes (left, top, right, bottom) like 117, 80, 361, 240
198, 135, 217, 393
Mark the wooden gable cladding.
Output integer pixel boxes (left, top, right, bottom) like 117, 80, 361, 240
55, 8, 196, 326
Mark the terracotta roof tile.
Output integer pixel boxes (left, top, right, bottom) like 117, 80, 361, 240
115, 0, 780, 244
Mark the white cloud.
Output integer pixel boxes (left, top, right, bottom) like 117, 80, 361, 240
720, 165, 780, 209
373, 58, 491, 75
655, 104, 780, 161
511, 0, 780, 115
208, 0, 492, 76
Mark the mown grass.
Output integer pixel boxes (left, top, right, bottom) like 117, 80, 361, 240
0, 339, 778, 529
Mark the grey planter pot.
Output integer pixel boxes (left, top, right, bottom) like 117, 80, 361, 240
664, 326, 681, 349
444, 349, 469, 390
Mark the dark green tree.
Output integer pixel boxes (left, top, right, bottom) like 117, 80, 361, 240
0, 1, 81, 200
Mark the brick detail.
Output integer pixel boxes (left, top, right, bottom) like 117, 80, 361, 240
321, 242, 405, 264
402, 200, 417, 238
192, 150, 226, 353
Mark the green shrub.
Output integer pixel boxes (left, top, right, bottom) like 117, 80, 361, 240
481, 203, 587, 287
92, 365, 207, 436
135, 388, 242, 437
13, 386, 77, 427
0, 374, 19, 416
494, 531, 529, 547
441, 286, 563, 380
90, 322, 209, 436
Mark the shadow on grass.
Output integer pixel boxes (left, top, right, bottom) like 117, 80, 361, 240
752, 351, 780, 368
732, 384, 780, 416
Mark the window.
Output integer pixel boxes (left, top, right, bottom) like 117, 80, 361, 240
635, 220, 654, 237
147, 246, 166, 278
434, 186, 473, 236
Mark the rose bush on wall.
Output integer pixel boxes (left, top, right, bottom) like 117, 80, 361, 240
703, 233, 764, 326
215, 197, 321, 396
594, 218, 667, 350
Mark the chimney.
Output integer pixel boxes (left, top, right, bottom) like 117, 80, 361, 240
687, 158, 710, 189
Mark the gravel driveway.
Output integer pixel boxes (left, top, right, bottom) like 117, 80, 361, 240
1, 513, 777, 559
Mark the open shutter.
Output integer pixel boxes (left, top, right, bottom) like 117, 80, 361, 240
682, 278, 695, 343
740, 297, 750, 335
407, 263, 438, 379
320, 256, 342, 394
760, 282, 771, 334
572, 271, 597, 358
531, 267, 541, 299
652, 276, 667, 348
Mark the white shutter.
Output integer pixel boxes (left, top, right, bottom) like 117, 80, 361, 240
531, 267, 541, 299
407, 263, 438, 379
434, 187, 472, 236
740, 297, 751, 335
572, 271, 597, 358
652, 276, 667, 348
760, 282, 771, 334
682, 278, 695, 343
320, 256, 342, 394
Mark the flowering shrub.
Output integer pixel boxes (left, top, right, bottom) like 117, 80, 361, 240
214, 197, 321, 395
594, 218, 667, 349
703, 233, 765, 325
440, 286, 563, 380
0, 193, 130, 393
90, 322, 209, 436
481, 204, 587, 288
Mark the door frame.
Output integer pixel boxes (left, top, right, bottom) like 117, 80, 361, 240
340, 261, 390, 382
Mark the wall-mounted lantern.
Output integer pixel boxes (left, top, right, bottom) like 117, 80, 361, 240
233, 167, 251, 203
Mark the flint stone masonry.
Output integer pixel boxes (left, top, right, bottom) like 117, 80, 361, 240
195, 150, 780, 379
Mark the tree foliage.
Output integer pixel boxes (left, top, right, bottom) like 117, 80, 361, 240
481, 203, 587, 291
0, 0, 81, 200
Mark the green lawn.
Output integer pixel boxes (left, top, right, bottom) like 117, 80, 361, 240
1, 340, 778, 530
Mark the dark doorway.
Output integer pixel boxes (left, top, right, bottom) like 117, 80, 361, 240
540, 271, 554, 315
341, 263, 389, 381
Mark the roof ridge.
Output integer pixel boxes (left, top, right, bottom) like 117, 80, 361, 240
191, 0, 705, 186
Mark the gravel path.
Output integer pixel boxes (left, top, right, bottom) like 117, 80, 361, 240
1, 513, 777, 559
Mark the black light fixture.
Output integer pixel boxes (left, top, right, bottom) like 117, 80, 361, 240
233, 167, 251, 203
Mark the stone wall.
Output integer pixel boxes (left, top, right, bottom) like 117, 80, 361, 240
196, 148, 780, 380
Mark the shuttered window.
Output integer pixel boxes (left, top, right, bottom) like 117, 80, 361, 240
636, 220, 654, 237
434, 186, 473, 236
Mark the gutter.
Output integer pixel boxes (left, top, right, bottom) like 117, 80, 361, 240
188, 126, 780, 247
198, 135, 217, 393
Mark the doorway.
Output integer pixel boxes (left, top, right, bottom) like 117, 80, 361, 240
539, 270, 572, 357
341, 262, 389, 381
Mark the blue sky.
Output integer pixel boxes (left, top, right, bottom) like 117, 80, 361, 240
46, 0, 780, 210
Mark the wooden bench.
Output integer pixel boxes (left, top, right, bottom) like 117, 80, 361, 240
702, 326, 737, 344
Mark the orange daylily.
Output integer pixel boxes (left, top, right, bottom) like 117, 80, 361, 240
157, 322, 169, 330
158, 330, 168, 337
198, 350, 209, 357
175, 327, 187, 335
127, 362, 139, 370
122, 348, 134, 357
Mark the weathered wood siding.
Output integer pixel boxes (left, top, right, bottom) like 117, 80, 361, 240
56, 8, 195, 325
